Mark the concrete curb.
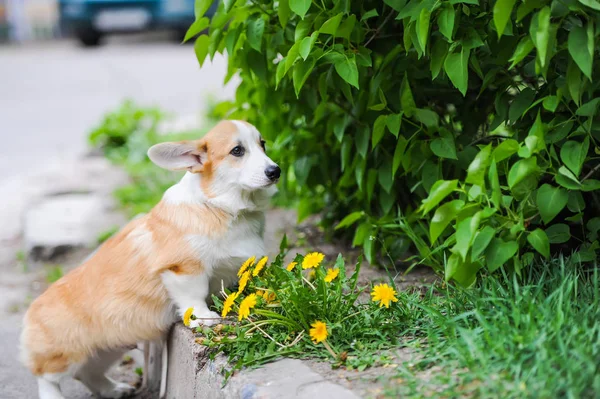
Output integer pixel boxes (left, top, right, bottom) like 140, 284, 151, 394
165, 323, 361, 399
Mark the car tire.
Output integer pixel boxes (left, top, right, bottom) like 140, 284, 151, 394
76, 27, 102, 47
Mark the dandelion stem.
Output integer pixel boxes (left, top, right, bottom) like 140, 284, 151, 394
302, 276, 317, 290
322, 340, 338, 359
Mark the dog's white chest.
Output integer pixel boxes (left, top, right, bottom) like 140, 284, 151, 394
186, 211, 266, 272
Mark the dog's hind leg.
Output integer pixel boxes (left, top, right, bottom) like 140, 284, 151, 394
75, 349, 135, 398
159, 338, 168, 399
141, 341, 150, 389
37, 374, 65, 399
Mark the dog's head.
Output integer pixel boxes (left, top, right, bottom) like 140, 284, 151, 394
148, 120, 280, 197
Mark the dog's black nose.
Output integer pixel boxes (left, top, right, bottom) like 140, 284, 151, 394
265, 165, 281, 181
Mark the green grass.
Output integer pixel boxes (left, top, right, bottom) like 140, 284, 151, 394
386, 257, 600, 399
45, 265, 64, 283
198, 253, 599, 398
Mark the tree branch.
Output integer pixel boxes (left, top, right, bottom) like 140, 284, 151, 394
365, 11, 396, 47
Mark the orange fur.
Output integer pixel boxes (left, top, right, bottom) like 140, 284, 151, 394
20, 119, 276, 393
21, 159, 234, 377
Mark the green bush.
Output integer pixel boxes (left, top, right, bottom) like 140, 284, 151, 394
88, 100, 203, 216
189, 0, 600, 284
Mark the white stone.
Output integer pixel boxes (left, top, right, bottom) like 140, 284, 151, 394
23, 194, 125, 260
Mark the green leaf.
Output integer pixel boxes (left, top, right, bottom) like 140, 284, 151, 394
430, 39, 448, 80
194, 0, 213, 19
400, 75, 416, 116
247, 18, 265, 52
320, 13, 343, 35
509, 36, 534, 69
568, 191, 586, 213
582, 179, 600, 191
557, 166, 581, 189
386, 114, 402, 137
489, 160, 502, 209
508, 157, 539, 189
536, 184, 569, 224
430, 130, 457, 159
472, 226, 496, 261
444, 48, 470, 96
493, 0, 517, 38
485, 238, 519, 272
289, 0, 311, 18
334, 55, 359, 89
466, 144, 492, 186
295, 17, 312, 41
567, 60, 582, 106
299, 32, 318, 60
421, 180, 459, 214
445, 253, 481, 287
194, 35, 210, 67
361, 9, 379, 21
184, 17, 209, 43
414, 109, 439, 128
335, 212, 364, 230
454, 213, 481, 261
223, 0, 236, 12
417, 8, 431, 50
356, 126, 369, 158
534, 7, 551, 68
438, 4, 455, 40
560, 138, 589, 176
527, 228, 550, 258
578, 0, 600, 9
336, 14, 357, 39
284, 41, 301, 74
292, 56, 317, 97
542, 96, 558, 112
545, 224, 571, 244
278, 0, 291, 26
576, 98, 600, 117
353, 223, 371, 247
509, 88, 536, 122
492, 139, 519, 162
384, 0, 408, 11
378, 158, 394, 193
430, 200, 464, 243
372, 115, 388, 147
392, 136, 408, 177
568, 25, 594, 80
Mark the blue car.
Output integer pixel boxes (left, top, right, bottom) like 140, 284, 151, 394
58, 0, 217, 46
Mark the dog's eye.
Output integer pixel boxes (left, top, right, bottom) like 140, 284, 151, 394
230, 146, 245, 157
260, 140, 266, 151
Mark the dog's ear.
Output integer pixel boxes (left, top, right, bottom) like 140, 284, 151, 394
147, 141, 206, 171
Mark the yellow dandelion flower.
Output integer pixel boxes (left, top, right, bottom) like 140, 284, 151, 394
221, 292, 238, 317
182, 307, 194, 327
309, 320, 328, 343
238, 294, 258, 321
238, 271, 251, 293
286, 261, 297, 271
371, 283, 399, 308
252, 256, 268, 277
324, 268, 340, 283
302, 252, 325, 269
256, 289, 275, 303
238, 256, 256, 277
308, 270, 316, 280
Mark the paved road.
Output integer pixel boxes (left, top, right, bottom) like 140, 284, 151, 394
0, 35, 237, 399
0, 34, 238, 181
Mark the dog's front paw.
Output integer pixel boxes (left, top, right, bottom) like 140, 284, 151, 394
183, 307, 221, 328
189, 310, 221, 328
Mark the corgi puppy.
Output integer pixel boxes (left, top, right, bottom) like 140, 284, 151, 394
20, 120, 280, 399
